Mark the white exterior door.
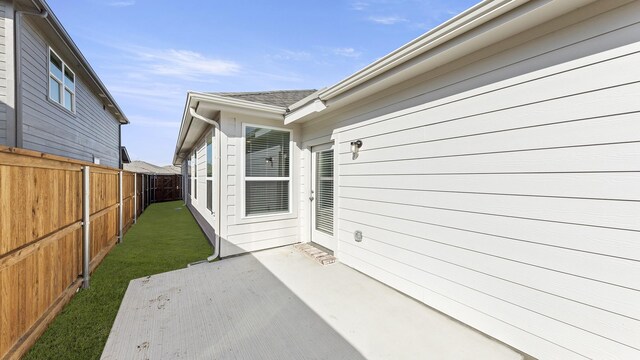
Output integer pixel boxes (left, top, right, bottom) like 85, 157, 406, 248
310, 143, 335, 251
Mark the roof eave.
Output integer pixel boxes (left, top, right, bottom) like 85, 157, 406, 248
285, 0, 598, 124
35, 0, 129, 124
316, 0, 527, 102
173, 92, 288, 165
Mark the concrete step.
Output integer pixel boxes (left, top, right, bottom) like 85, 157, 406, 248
294, 243, 336, 266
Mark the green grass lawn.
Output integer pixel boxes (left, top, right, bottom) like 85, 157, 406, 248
25, 201, 212, 360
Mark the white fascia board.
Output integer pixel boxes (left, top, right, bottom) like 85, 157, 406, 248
173, 92, 288, 164
173, 93, 195, 165
285, 0, 528, 124
287, 89, 324, 112
190, 92, 287, 116
284, 99, 326, 125
317, 0, 528, 101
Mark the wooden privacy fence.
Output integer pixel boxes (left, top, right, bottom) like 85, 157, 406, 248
0, 146, 145, 360
146, 174, 182, 204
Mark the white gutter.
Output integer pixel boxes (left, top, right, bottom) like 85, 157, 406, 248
188, 107, 221, 261
284, 99, 326, 125
316, 0, 527, 102
174, 91, 287, 165
283, 0, 529, 124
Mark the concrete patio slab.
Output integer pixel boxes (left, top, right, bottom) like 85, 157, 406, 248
102, 245, 523, 360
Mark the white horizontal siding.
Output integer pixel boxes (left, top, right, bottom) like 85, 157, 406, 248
301, 1, 640, 359
215, 115, 301, 258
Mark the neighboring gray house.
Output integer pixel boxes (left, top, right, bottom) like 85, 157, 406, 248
0, 0, 127, 168
175, 0, 640, 359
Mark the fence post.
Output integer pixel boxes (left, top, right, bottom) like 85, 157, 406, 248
134, 173, 137, 224
118, 171, 123, 243
82, 166, 91, 289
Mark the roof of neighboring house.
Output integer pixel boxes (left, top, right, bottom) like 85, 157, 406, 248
209, 90, 317, 108
161, 165, 181, 175
124, 161, 179, 175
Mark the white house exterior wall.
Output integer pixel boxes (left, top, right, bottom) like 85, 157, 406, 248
224, 112, 301, 257
184, 112, 302, 258
190, 137, 211, 223
300, 1, 640, 359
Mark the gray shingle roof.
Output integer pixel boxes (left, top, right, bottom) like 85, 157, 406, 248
124, 161, 180, 175
210, 89, 317, 108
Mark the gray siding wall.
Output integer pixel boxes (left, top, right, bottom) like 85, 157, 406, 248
301, 1, 640, 359
19, 18, 120, 167
0, 2, 8, 145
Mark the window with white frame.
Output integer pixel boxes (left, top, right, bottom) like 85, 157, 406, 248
187, 159, 192, 196
48, 48, 75, 112
244, 125, 291, 216
193, 151, 197, 200
206, 129, 214, 212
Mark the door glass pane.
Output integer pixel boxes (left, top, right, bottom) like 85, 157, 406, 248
206, 180, 213, 211
315, 150, 333, 235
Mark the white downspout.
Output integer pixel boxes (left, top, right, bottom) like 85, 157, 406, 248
189, 107, 221, 261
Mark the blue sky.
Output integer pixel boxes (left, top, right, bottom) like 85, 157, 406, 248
47, 0, 478, 165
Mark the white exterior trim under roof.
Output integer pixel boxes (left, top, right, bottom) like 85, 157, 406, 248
173, 91, 288, 164
284, 0, 598, 124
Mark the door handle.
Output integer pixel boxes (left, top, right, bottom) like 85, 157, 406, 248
309, 190, 314, 201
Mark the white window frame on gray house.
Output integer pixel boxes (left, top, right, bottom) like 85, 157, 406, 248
48, 48, 75, 113
241, 123, 292, 218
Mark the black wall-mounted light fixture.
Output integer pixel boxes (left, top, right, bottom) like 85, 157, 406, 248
350, 140, 363, 160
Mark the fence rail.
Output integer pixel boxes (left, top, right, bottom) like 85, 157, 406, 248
0, 146, 144, 360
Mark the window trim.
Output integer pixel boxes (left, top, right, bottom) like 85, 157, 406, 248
48, 47, 76, 113
206, 128, 214, 213
241, 123, 293, 219
192, 150, 197, 200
